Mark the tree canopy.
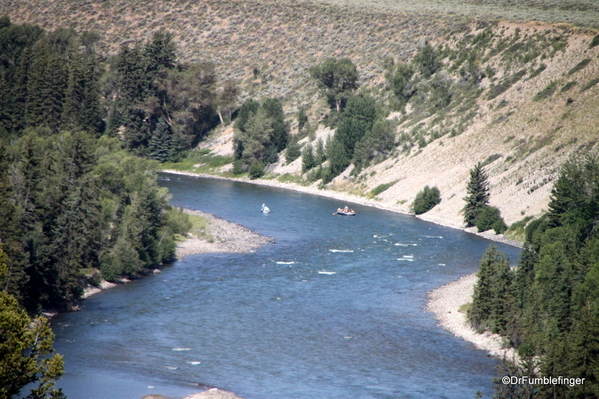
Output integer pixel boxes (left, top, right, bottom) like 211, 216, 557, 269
470, 154, 599, 398
0, 246, 65, 399
309, 57, 359, 113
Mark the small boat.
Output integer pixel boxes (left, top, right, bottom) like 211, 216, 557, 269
334, 206, 355, 216
261, 204, 271, 214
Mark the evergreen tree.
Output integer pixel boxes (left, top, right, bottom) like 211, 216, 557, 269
262, 97, 289, 152
353, 118, 396, 166
302, 143, 316, 173
327, 94, 376, 179
236, 107, 273, 168
463, 162, 490, 227
564, 303, 599, 398
144, 29, 176, 78
0, 143, 27, 300
79, 53, 103, 134
297, 107, 308, 133
61, 42, 85, 131
285, 134, 301, 164
148, 117, 173, 163
469, 245, 512, 334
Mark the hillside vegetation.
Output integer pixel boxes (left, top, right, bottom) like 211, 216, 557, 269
2, 0, 598, 232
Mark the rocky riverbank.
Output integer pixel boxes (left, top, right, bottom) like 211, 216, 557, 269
142, 388, 245, 399
426, 273, 519, 361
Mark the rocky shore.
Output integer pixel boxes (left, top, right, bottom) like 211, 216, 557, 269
427, 273, 519, 361
142, 388, 245, 399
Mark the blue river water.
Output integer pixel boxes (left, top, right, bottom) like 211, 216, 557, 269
51, 174, 521, 399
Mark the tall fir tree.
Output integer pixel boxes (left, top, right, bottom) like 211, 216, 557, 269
148, 117, 173, 163
462, 162, 490, 227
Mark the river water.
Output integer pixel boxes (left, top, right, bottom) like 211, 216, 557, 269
52, 174, 521, 399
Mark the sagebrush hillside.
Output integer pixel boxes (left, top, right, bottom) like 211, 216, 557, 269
3, 0, 599, 236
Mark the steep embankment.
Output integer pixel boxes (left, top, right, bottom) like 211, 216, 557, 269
2, 0, 599, 234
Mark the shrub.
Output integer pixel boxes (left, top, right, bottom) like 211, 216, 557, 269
533, 81, 558, 102
411, 185, 441, 215
166, 207, 193, 236
232, 159, 244, 175
475, 206, 507, 233
248, 160, 265, 179
285, 138, 301, 164
567, 58, 591, 76
580, 77, 599, 92
486, 70, 526, 100
371, 181, 396, 197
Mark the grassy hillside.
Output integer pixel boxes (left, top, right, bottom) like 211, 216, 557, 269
3, 0, 599, 238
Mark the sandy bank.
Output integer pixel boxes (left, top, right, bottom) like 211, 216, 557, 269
427, 273, 519, 361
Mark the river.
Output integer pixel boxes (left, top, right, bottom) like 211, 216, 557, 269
51, 174, 521, 399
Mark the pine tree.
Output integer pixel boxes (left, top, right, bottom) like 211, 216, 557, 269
469, 245, 511, 333
463, 162, 490, 227
148, 117, 173, 163
302, 144, 316, 173
564, 303, 599, 398
26, 40, 67, 132
79, 54, 103, 134
61, 43, 85, 131
262, 97, 289, 152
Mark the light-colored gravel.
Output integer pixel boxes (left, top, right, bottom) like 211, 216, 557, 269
427, 272, 519, 361
183, 388, 245, 399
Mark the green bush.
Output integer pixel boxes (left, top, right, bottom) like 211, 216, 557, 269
166, 207, 193, 236
285, 138, 301, 164
533, 81, 558, 102
99, 254, 122, 282
581, 77, 599, 92
567, 58, 591, 76
232, 159, 244, 175
248, 160, 265, 179
371, 181, 396, 197
475, 206, 507, 233
411, 185, 441, 215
